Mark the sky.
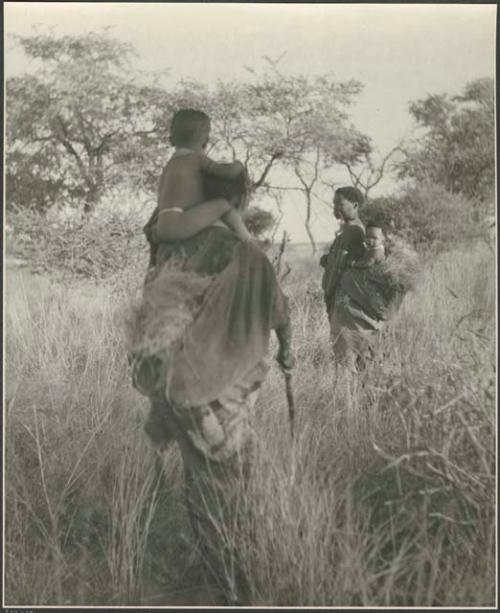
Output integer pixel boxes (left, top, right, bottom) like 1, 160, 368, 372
4, 2, 497, 243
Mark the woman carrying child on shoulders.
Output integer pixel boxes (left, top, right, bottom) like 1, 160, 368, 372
151, 108, 252, 244
127, 108, 293, 605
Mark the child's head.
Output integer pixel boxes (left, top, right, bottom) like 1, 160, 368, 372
170, 109, 210, 149
365, 223, 385, 250
333, 186, 363, 221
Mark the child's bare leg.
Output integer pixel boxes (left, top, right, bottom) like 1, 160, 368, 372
154, 198, 231, 242
222, 208, 252, 242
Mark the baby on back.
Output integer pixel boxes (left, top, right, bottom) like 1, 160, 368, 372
152, 108, 251, 244
349, 223, 386, 269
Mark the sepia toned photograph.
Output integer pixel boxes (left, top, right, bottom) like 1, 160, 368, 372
3, 2, 497, 608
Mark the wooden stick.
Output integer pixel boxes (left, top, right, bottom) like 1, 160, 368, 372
283, 369, 295, 439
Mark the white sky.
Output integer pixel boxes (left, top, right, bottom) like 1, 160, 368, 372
4, 2, 497, 243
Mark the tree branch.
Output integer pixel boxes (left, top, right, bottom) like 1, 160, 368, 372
267, 184, 306, 193
364, 145, 404, 191
30, 135, 56, 144
341, 160, 362, 187
54, 115, 91, 186
252, 152, 283, 190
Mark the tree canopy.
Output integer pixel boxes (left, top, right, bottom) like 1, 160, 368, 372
397, 78, 494, 216
6, 32, 371, 224
7, 31, 494, 254
6, 32, 171, 212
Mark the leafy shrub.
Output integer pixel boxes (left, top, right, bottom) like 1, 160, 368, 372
243, 206, 276, 239
7, 206, 149, 282
6, 202, 278, 283
361, 183, 481, 253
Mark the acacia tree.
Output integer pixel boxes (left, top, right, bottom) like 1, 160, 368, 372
245, 65, 371, 252
7, 32, 377, 248
169, 65, 374, 251
169, 77, 287, 194
332, 145, 404, 200
397, 78, 495, 217
6, 31, 172, 213
290, 111, 373, 253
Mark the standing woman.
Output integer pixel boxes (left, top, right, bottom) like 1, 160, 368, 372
320, 186, 366, 365
321, 190, 419, 370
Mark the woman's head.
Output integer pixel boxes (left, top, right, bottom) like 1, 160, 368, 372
169, 109, 211, 149
333, 186, 364, 221
203, 169, 250, 212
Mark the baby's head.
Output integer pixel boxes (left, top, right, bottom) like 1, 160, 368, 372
169, 109, 211, 150
365, 223, 385, 251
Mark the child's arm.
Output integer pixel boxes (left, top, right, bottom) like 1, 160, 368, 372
153, 198, 231, 242
199, 154, 251, 239
221, 207, 252, 242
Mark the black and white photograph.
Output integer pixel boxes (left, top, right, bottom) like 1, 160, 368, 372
3, 2, 497, 609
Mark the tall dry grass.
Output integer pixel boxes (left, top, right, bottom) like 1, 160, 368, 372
4, 242, 496, 606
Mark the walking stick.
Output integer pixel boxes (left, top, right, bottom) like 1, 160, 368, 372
274, 232, 295, 439
282, 367, 296, 439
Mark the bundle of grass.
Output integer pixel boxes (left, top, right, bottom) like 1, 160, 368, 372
126, 264, 212, 355
373, 235, 422, 305
340, 237, 421, 322
123, 263, 212, 396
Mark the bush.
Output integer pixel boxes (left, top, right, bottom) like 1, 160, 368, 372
6, 206, 149, 282
7, 203, 277, 282
243, 205, 276, 239
361, 183, 479, 253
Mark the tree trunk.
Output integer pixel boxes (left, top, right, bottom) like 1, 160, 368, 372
83, 155, 104, 214
83, 182, 101, 214
304, 190, 316, 254
83, 190, 98, 214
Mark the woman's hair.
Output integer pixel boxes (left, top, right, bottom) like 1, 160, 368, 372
203, 169, 249, 212
335, 186, 364, 206
170, 109, 210, 147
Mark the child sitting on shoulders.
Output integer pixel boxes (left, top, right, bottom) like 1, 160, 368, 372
152, 108, 252, 243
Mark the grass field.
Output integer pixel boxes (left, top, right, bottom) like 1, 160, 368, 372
4, 241, 496, 606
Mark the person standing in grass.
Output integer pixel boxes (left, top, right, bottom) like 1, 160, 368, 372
127, 117, 293, 604
330, 222, 388, 370
322, 210, 420, 371
320, 186, 366, 363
